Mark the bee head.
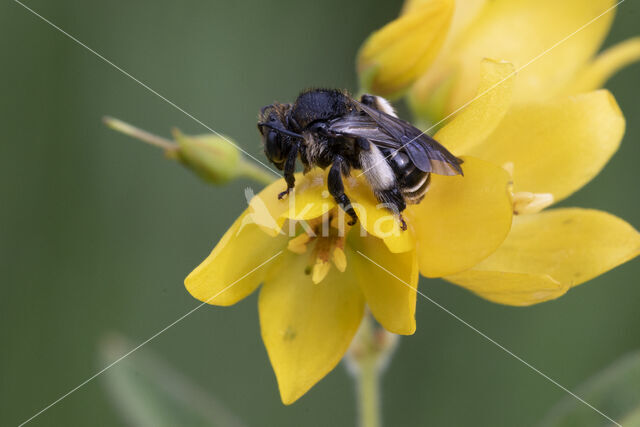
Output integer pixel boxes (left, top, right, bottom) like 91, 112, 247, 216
257, 103, 300, 170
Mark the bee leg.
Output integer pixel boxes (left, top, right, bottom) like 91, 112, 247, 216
278, 143, 299, 200
328, 157, 358, 225
376, 188, 408, 231
398, 214, 407, 231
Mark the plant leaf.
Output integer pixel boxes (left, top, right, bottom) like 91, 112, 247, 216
538, 350, 640, 427
100, 333, 245, 427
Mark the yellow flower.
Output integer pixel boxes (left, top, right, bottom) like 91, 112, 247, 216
185, 125, 514, 403
358, 0, 640, 117
186, 2, 640, 405
185, 57, 638, 403
356, 0, 454, 98
356, 0, 640, 305
405, 0, 640, 118
428, 59, 640, 305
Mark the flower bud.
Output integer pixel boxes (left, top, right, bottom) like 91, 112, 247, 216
103, 117, 275, 187
171, 129, 242, 185
356, 0, 453, 99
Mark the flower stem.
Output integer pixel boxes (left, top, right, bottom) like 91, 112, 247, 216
237, 159, 277, 185
346, 313, 399, 427
103, 116, 178, 152
356, 338, 381, 427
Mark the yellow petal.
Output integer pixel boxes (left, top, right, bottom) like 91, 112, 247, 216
448, 0, 616, 109
447, 208, 640, 305
242, 180, 287, 237
434, 59, 515, 154
467, 90, 625, 203
185, 211, 287, 306
281, 170, 336, 221
253, 169, 336, 236
406, 0, 489, 122
254, 168, 414, 254
406, 156, 513, 278
350, 235, 418, 335
446, 270, 568, 306
357, 0, 454, 98
402, 0, 488, 123
488, 208, 640, 287
260, 251, 364, 404
562, 37, 640, 95
403, 0, 487, 46
344, 175, 414, 253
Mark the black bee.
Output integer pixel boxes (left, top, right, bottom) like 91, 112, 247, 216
257, 89, 463, 229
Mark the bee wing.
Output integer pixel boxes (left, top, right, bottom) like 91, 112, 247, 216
327, 114, 396, 145
350, 101, 463, 175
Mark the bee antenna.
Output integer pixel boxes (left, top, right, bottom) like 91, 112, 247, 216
258, 122, 304, 140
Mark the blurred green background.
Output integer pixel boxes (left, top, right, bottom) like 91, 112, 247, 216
1, 1, 639, 426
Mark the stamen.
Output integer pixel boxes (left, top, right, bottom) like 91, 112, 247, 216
312, 260, 331, 284
513, 192, 554, 215
332, 247, 347, 272
503, 162, 554, 215
289, 208, 351, 283
287, 233, 312, 254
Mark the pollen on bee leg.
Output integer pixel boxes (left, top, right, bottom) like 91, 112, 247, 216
513, 191, 554, 215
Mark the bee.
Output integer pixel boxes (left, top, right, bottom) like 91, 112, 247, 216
257, 89, 463, 230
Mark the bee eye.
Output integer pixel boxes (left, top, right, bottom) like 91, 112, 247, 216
266, 130, 284, 162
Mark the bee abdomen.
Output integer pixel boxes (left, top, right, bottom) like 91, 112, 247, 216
386, 150, 430, 205
402, 173, 430, 204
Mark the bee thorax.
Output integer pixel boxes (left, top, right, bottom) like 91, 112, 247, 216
303, 133, 328, 165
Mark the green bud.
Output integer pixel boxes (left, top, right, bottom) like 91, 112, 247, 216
171, 129, 241, 185
104, 116, 276, 186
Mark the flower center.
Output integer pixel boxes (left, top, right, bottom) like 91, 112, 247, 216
286, 210, 349, 284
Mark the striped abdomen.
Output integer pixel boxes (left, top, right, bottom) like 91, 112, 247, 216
384, 148, 430, 205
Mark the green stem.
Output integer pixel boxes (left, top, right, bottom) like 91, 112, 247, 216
347, 314, 398, 427
237, 159, 277, 186
355, 324, 382, 427
103, 116, 178, 152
